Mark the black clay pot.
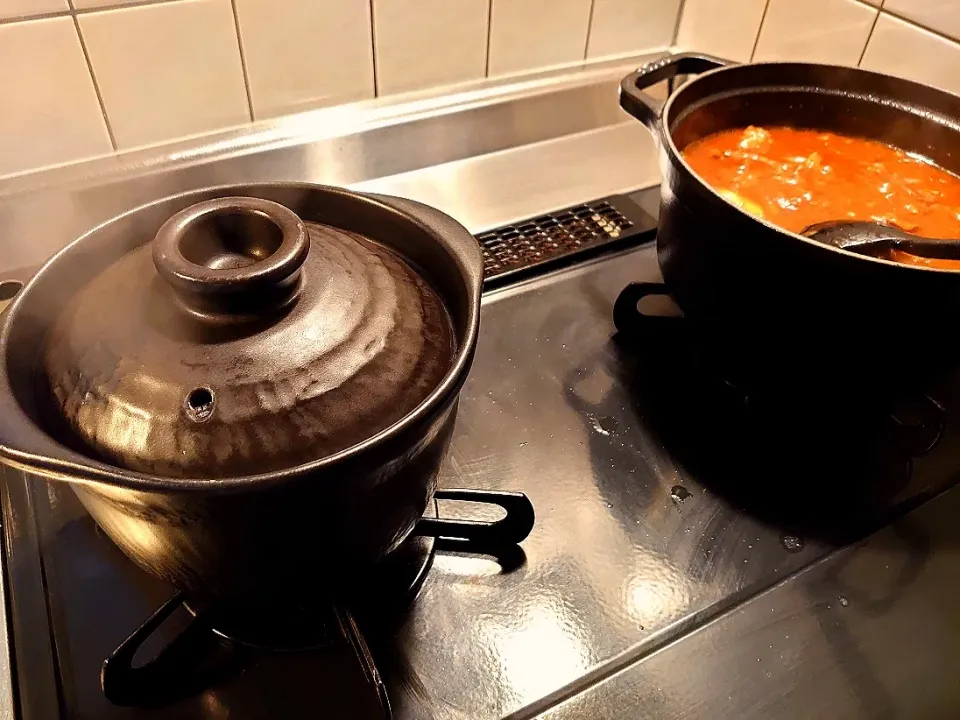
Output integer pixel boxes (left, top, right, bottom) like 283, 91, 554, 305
619, 54, 960, 399
0, 183, 531, 605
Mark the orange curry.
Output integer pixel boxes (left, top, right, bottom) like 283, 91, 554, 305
682, 126, 960, 269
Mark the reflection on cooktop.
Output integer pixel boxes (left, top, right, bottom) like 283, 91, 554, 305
6, 217, 960, 719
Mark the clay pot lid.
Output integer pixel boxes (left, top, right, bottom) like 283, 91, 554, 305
38, 196, 455, 478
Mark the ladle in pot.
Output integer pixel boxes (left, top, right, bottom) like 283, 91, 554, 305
802, 221, 960, 261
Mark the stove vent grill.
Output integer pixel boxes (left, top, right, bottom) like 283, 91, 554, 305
477, 201, 634, 282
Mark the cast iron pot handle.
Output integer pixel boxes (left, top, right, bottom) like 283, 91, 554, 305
415, 489, 534, 545
613, 282, 684, 337
619, 53, 731, 131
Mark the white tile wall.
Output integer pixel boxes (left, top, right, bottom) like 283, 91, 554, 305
587, 0, 682, 59
752, 0, 877, 65
1, 0, 959, 180
0, 15, 112, 176
861, 12, 960, 96
72, 0, 159, 8
235, 0, 374, 119
675, 0, 768, 62
78, 0, 249, 149
678, 0, 960, 99
488, 0, 592, 76
882, 0, 960, 41
373, 0, 489, 94
0, 0, 67, 20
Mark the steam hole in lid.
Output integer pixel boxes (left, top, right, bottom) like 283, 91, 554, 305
0, 279, 23, 301
179, 209, 284, 271
186, 387, 215, 422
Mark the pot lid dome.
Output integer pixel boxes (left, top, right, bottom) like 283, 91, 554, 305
38, 196, 456, 478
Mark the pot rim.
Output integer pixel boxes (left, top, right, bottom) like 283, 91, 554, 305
0, 182, 481, 494
659, 60, 960, 275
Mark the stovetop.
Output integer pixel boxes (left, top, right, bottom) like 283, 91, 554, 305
3, 59, 960, 720
5, 183, 960, 719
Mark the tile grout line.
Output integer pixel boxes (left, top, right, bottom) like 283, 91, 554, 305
582, 0, 596, 60
856, 6, 882, 67
0, 0, 160, 26
368, 0, 379, 97
1, 0, 958, 47
876, 7, 960, 46
68, 1, 118, 151
72, 0, 166, 13
484, 0, 493, 77
748, 0, 772, 62
0, 9, 65, 25
229, 0, 255, 122
671, 0, 688, 46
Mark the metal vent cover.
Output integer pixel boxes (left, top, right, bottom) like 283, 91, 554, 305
476, 192, 657, 288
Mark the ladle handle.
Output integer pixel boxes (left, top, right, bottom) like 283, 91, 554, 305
152, 196, 310, 323
895, 237, 960, 259
802, 221, 960, 259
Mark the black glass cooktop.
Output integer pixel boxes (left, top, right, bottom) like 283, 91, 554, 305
5, 186, 960, 719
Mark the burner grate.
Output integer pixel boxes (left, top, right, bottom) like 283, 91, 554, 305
477, 197, 653, 286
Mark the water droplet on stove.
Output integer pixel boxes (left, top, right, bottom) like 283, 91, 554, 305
606, 502, 613, 508
588, 414, 619, 436
518, 442, 528, 448
838, 596, 850, 607
781, 534, 804, 552
670, 485, 692, 504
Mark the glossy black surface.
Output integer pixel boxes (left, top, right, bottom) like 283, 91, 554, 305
5, 186, 960, 718
545, 481, 960, 720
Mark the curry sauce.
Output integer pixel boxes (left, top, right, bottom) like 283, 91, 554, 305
682, 126, 960, 268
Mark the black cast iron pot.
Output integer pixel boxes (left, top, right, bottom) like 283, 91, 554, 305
617, 53, 960, 400
0, 183, 532, 610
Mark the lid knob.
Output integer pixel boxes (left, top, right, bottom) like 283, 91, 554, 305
152, 197, 310, 322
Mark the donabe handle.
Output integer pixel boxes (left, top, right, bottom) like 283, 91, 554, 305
619, 53, 732, 131
415, 489, 535, 545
